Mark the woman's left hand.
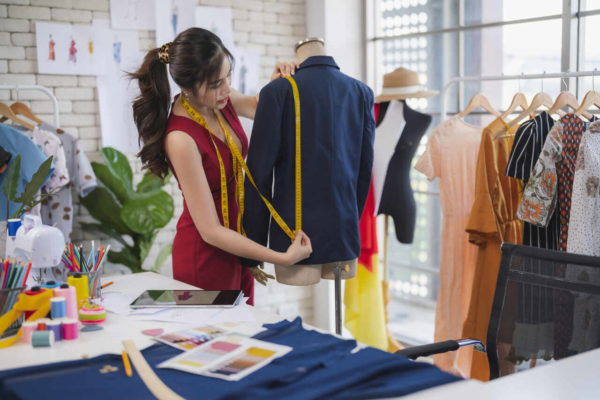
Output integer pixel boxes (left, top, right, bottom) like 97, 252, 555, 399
251, 264, 275, 286
271, 61, 300, 81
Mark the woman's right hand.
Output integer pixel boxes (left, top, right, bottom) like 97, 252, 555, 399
283, 230, 312, 265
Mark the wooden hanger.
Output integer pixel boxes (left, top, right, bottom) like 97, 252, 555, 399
0, 102, 35, 130
456, 93, 500, 118
500, 92, 528, 119
505, 91, 560, 131
574, 90, 600, 118
547, 91, 593, 120
10, 102, 42, 124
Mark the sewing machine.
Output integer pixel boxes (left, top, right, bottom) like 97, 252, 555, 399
5, 214, 65, 270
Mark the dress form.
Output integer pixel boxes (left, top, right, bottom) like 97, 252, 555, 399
273, 38, 358, 286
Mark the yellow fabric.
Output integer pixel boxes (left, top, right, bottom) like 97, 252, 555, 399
344, 255, 387, 350
0, 290, 53, 348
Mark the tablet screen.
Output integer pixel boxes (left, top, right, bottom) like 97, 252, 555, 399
130, 290, 242, 308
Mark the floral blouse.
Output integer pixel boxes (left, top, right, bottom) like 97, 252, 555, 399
517, 114, 588, 251
567, 120, 600, 256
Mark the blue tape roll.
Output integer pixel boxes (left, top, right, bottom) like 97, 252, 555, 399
51, 297, 67, 319
31, 330, 55, 347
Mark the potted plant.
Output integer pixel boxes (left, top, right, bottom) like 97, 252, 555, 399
80, 147, 174, 273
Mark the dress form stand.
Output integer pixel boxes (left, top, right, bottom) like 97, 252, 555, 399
273, 37, 358, 334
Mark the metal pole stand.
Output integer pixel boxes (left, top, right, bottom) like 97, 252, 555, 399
334, 261, 342, 335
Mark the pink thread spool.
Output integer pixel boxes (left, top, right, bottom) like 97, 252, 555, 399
54, 284, 77, 319
21, 321, 37, 344
62, 318, 79, 340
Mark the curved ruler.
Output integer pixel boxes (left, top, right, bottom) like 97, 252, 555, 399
122, 339, 185, 400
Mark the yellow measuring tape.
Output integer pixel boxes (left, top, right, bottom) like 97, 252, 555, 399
180, 76, 302, 241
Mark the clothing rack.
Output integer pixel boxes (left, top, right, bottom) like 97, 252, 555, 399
440, 70, 600, 120
0, 85, 60, 127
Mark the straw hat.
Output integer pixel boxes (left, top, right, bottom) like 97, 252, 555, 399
374, 67, 438, 102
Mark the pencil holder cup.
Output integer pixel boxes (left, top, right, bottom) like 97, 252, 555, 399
0, 287, 25, 338
68, 270, 102, 302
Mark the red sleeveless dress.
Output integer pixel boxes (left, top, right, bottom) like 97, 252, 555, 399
165, 96, 254, 305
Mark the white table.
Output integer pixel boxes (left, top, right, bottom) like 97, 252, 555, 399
402, 347, 600, 399
0, 272, 280, 371
2, 272, 599, 400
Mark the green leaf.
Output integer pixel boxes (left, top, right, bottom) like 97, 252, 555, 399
91, 162, 130, 204
2, 154, 20, 202
78, 222, 129, 247
107, 247, 141, 273
136, 171, 166, 193
152, 243, 172, 272
101, 147, 133, 191
139, 232, 157, 265
15, 156, 53, 204
80, 187, 133, 235
121, 203, 155, 235
122, 190, 174, 233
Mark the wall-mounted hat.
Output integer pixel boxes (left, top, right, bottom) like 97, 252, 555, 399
375, 67, 438, 102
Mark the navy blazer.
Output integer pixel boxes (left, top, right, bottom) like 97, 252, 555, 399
242, 56, 375, 266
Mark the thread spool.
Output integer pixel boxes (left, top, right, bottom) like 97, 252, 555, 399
54, 284, 77, 319
67, 274, 89, 309
24, 286, 47, 320
62, 318, 78, 340
78, 303, 106, 325
31, 330, 54, 347
46, 320, 62, 341
41, 280, 61, 289
36, 318, 49, 331
21, 321, 37, 344
50, 297, 67, 319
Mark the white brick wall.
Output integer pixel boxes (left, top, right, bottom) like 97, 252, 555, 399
0, 0, 313, 324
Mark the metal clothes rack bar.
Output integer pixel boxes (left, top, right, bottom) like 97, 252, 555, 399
440, 70, 600, 120
0, 85, 60, 127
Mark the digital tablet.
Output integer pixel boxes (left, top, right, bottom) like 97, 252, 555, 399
129, 289, 243, 309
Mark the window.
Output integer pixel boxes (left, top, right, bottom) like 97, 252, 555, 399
367, 0, 600, 345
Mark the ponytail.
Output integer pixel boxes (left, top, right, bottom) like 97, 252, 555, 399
130, 48, 171, 179
130, 28, 234, 179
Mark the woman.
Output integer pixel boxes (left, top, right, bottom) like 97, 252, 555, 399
131, 28, 312, 305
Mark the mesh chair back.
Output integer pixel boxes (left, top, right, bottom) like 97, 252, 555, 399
487, 243, 600, 380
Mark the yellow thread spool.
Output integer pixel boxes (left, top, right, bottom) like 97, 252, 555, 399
67, 273, 89, 309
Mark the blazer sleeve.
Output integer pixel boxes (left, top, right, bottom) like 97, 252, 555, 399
241, 82, 285, 267
356, 85, 375, 218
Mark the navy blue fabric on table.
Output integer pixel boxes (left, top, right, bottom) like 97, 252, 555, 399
242, 56, 375, 266
0, 318, 460, 400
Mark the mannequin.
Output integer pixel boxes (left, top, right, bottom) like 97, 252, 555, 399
274, 37, 356, 286
243, 37, 375, 287
375, 100, 431, 243
372, 67, 436, 244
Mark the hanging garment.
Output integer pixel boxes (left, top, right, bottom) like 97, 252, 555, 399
166, 96, 255, 305
374, 100, 431, 244
414, 116, 481, 377
505, 112, 557, 361
463, 117, 523, 381
517, 114, 593, 251
565, 123, 600, 353
567, 120, 600, 256
243, 56, 375, 265
38, 122, 97, 241
344, 180, 387, 350
8, 124, 70, 217
0, 124, 52, 220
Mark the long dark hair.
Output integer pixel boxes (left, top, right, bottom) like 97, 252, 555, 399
130, 28, 234, 178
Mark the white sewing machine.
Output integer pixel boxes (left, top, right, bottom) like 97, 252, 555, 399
5, 214, 65, 270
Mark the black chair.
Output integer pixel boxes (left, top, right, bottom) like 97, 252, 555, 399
397, 243, 600, 380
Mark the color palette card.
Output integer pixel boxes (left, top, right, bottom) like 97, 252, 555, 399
154, 325, 229, 351
158, 335, 292, 381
